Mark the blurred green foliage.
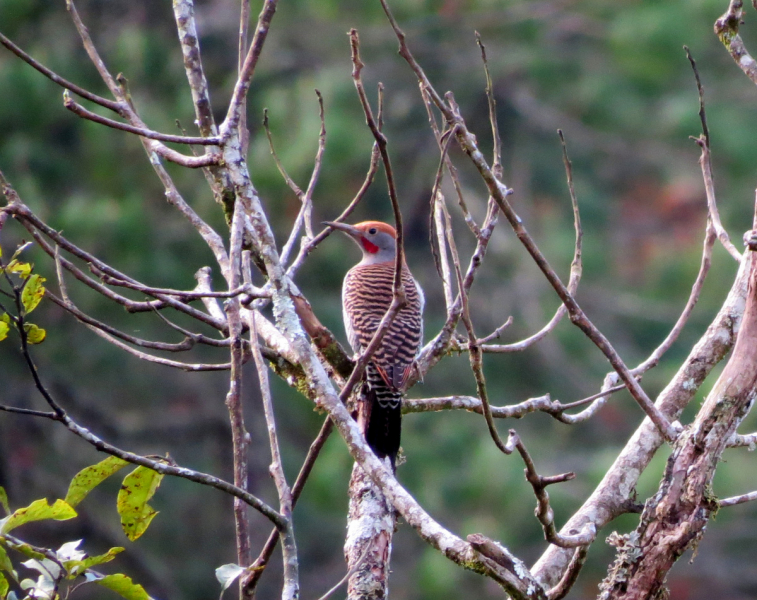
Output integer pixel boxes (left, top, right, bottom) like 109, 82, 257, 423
3, 0, 757, 598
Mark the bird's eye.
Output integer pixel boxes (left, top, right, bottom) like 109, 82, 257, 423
368, 227, 377, 235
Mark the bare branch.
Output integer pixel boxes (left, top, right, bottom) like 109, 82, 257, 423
63, 93, 221, 145
250, 310, 299, 599
476, 130, 583, 353
243, 419, 333, 595
546, 545, 589, 600
685, 46, 741, 261
173, 0, 218, 138
433, 191, 456, 311
350, 29, 407, 300
317, 544, 372, 600
8, 204, 229, 331
720, 490, 757, 507
475, 32, 503, 178
421, 86, 479, 236
379, 0, 676, 439
632, 218, 716, 375
226, 197, 253, 571
507, 430, 596, 548
54, 261, 234, 370
403, 383, 629, 422
715, 1, 757, 86
533, 250, 752, 588
263, 108, 306, 199
467, 534, 547, 600
223, 0, 279, 133
727, 431, 757, 448
271, 91, 326, 266
47, 290, 206, 353
404, 394, 555, 418
100, 273, 266, 301
0, 31, 123, 114
287, 142, 380, 277
11, 312, 283, 527
194, 266, 228, 323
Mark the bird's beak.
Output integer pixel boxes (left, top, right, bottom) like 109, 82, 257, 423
323, 221, 362, 238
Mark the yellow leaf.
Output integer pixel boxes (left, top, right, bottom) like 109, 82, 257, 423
6, 260, 32, 279
21, 274, 46, 314
23, 323, 46, 344
0, 499, 76, 535
117, 467, 164, 541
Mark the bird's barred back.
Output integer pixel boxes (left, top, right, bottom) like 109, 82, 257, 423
343, 262, 423, 390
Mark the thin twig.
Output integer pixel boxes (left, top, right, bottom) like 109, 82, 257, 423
316, 544, 373, 600
506, 430, 596, 548
270, 92, 327, 266
685, 46, 741, 262
420, 86, 479, 236
546, 545, 589, 600
0, 31, 124, 114
287, 141, 381, 278
720, 491, 757, 507
250, 310, 299, 599
476, 32, 503, 179
47, 290, 206, 352
63, 94, 221, 145
378, 0, 676, 440
226, 197, 253, 572
479, 129, 582, 353
10, 297, 284, 526
243, 419, 334, 595
100, 274, 266, 301
632, 219, 716, 375
54, 258, 233, 370
222, 0, 279, 134
350, 29, 406, 300
433, 191, 456, 311
403, 383, 628, 421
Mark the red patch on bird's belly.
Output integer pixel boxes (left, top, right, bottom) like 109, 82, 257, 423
361, 238, 379, 254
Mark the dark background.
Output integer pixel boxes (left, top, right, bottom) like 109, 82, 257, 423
2, 0, 757, 598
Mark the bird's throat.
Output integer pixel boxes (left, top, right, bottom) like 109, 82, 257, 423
360, 237, 380, 254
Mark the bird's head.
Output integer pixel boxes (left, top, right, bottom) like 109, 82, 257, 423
324, 220, 397, 264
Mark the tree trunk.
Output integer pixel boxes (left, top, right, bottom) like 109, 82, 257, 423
344, 398, 396, 600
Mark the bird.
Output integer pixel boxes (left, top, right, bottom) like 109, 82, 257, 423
325, 220, 424, 469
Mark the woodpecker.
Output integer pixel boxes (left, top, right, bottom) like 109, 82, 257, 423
326, 220, 424, 469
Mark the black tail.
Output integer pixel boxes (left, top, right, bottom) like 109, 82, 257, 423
362, 372, 402, 470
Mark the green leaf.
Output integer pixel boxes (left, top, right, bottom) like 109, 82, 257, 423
7, 542, 44, 561
22, 323, 46, 344
0, 499, 76, 535
117, 467, 164, 541
0, 321, 8, 343
0, 572, 8, 597
96, 574, 149, 600
0, 487, 9, 515
21, 274, 45, 314
0, 545, 16, 580
65, 456, 129, 508
6, 260, 31, 279
67, 547, 124, 577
